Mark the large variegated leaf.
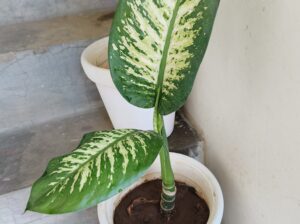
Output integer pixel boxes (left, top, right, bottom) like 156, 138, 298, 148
109, 0, 219, 115
26, 129, 163, 214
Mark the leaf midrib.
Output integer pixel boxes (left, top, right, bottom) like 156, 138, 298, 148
155, 0, 181, 109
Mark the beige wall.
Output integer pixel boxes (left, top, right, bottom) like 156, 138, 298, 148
185, 0, 300, 223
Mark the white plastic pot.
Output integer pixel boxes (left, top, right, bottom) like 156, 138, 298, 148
81, 37, 175, 136
98, 152, 224, 224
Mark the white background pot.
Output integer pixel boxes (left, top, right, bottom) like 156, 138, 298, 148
81, 37, 175, 136
98, 153, 224, 224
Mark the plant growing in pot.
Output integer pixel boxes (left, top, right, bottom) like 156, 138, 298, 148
26, 0, 221, 223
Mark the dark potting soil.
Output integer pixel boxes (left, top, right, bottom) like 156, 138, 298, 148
114, 179, 209, 224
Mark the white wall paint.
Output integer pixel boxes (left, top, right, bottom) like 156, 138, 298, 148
185, 0, 300, 223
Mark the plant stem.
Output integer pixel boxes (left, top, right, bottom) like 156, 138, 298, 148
159, 125, 176, 213
150, 0, 181, 213
153, 103, 176, 213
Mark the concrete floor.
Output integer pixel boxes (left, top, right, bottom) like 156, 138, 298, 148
0, 9, 114, 135
0, 187, 98, 224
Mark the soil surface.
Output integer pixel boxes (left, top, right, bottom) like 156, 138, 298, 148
114, 179, 209, 224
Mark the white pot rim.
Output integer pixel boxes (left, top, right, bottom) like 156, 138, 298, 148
97, 152, 224, 224
81, 36, 112, 87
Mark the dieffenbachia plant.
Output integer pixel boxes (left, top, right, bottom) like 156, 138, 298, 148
26, 0, 219, 215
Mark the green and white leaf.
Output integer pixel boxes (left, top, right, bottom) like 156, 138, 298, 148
109, 0, 219, 115
26, 129, 163, 214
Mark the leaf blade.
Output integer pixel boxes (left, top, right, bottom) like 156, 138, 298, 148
109, 0, 219, 114
26, 129, 163, 214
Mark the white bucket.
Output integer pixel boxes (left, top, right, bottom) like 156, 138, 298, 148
81, 37, 175, 136
97, 152, 224, 224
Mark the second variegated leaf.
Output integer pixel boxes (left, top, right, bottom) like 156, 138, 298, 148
26, 129, 163, 214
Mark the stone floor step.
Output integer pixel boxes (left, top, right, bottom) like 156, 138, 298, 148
0, 107, 113, 195
0, 0, 116, 26
0, 9, 114, 134
0, 9, 114, 55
